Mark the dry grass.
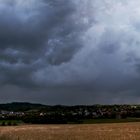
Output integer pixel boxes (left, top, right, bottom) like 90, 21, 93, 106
1, 122, 140, 140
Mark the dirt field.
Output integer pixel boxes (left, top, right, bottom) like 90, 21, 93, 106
0, 123, 140, 140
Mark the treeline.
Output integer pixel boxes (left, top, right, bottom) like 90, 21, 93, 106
1, 103, 140, 124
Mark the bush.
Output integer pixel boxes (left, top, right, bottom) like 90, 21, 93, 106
1, 121, 6, 126
7, 121, 12, 126
13, 122, 17, 126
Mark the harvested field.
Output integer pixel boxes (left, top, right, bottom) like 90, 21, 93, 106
0, 122, 140, 140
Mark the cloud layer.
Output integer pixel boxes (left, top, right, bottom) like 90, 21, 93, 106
0, 0, 140, 104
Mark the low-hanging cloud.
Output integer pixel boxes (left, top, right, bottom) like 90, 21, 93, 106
0, 0, 140, 104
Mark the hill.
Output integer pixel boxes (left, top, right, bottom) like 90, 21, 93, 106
0, 102, 46, 112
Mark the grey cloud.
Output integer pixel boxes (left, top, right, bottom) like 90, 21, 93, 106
1, 0, 140, 104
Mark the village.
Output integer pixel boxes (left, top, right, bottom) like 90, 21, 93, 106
0, 103, 140, 124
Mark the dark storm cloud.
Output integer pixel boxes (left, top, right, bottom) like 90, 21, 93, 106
1, 0, 140, 104
0, 0, 84, 53
0, 0, 87, 87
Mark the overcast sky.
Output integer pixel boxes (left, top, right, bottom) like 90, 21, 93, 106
0, 0, 140, 105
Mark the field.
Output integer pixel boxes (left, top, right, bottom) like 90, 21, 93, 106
1, 123, 140, 140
